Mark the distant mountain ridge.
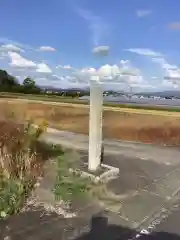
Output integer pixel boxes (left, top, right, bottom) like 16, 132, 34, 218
39, 86, 89, 92
39, 85, 180, 98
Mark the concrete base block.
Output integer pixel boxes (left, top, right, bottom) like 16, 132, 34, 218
69, 163, 119, 184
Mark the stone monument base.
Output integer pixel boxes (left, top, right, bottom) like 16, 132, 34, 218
69, 162, 119, 183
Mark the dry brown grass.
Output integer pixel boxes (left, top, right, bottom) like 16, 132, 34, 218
0, 120, 65, 217
1, 101, 180, 146
0, 121, 43, 181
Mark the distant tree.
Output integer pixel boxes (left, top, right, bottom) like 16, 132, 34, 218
11, 84, 24, 93
22, 77, 40, 94
0, 69, 19, 92
23, 77, 36, 87
0, 70, 42, 94
66, 91, 78, 98
79, 90, 90, 97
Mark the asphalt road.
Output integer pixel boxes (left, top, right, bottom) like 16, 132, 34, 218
154, 207, 180, 237
42, 129, 180, 240
2, 127, 179, 240
137, 205, 180, 239
43, 128, 180, 164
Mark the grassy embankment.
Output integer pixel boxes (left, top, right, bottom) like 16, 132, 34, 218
0, 100, 180, 146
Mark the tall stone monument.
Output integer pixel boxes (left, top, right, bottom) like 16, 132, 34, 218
88, 76, 103, 171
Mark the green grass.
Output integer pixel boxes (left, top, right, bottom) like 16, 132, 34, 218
0, 177, 27, 217
0, 92, 76, 102
53, 155, 91, 202
0, 141, 65, 219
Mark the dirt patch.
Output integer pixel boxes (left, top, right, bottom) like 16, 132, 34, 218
0, 101, 180, 145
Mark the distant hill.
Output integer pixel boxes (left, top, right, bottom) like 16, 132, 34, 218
39, 86, 89, 93
39, 85, 180, 98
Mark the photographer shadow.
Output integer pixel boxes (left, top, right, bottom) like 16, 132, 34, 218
75, 215, 180, 240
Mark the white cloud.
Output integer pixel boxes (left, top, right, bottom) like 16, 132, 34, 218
0, 44, 23, 60
164, 70, 180, 81
56, 65, 63, 69
98, 64, 117, 79
120, 60, 129, 65
152, 57, 180, 87
0, 44, 24, 53
5, 57, 153, 90
162, 79, 179, 89
119, 60, 141, 76
52, 74, 63, 80
36, 74, 85, 89
92, 46, 109, 55
136, 9, 152, 18
0, 51, 8, 59
0, 37, 36, 51
127, 48, 180, 88
127, 48, 163, 57
38, 46, 56, 52
34, 77, 51, 86
73, 67, 96, 83
151, 76, 160, 80
0, 38, 162, 91
8, 52, 36, 69
8, 52, 52, 75
36, 63, 52, 73
0, 37, 56, 53
152, 58, 178, 70
15, 75, 28, 83
63, 65, 72, 69
15, 75, 25, 79
71, 61, 150, 89
56, 64, 72, 70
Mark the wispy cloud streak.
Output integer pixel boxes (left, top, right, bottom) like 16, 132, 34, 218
0, 37, 36, 51
75, 7, 108, 46
136, 9, 152, 18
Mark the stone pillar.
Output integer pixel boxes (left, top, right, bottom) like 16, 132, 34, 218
88, 77, 103, 171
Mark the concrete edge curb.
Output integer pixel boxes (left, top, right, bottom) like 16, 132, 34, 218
69, 163, 120, 184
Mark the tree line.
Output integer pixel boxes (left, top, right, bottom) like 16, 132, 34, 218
0, 69, 89, 97
0, 69, 41, 94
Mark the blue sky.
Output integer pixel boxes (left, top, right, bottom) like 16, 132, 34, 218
0, 0, 180, 91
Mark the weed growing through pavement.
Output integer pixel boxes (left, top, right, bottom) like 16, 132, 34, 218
53, 154, 93, 203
